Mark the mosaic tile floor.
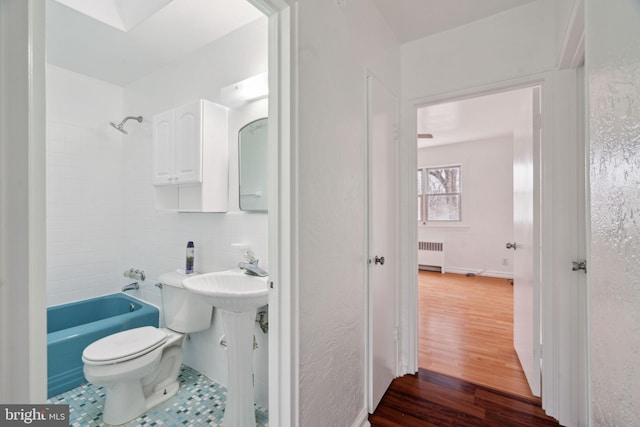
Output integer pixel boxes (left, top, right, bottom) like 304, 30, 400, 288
47, 365, 268, 426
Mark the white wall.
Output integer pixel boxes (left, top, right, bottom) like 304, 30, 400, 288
45, 17, 270, 406
401, 1, 556, 99
295, 0, 400, 425
418, 136, 514, 277
586, 0, 640, 424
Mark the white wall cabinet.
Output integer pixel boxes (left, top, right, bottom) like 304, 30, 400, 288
152, 99, 229, 212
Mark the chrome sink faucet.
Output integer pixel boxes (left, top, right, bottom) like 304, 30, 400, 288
238, 250, 268, 277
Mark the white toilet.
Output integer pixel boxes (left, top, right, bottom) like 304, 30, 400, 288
82, 272, 212, 426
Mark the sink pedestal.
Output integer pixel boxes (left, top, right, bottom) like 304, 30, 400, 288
181, 269, 268, 426
220, 308, 257, 427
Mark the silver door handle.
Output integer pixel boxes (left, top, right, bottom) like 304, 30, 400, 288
506, 242, 517, 250
572, 260, 587, 273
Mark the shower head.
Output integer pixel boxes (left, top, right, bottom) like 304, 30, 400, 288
110, 115, 143, 134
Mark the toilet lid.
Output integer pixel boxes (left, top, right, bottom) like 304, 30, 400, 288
83, 326, 167, 363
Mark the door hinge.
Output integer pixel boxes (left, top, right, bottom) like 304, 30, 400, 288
394, 327, 398, 342
534, 113, 543, 129
393, 124, 398, 139
535, 344, 543, 360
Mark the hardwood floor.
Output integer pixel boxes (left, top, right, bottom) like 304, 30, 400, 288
418, 271, 534, 399
369, 271, 561, 426
369, 368, 560, 426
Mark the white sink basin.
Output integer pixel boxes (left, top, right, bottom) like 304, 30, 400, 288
182, 269, 268, 313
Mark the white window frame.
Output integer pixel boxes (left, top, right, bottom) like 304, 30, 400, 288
418, 164, 462, 224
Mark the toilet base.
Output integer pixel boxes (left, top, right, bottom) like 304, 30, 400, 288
102, 379, 179, 426
89, 340, 184, 425
102, 379, 147, 426
145, 381, 179, 414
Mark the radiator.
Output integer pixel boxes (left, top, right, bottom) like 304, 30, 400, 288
418, 241, 445, 272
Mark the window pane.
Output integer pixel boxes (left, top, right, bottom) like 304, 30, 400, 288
427, 195, 460, 221
417, 170, 423, 195
427, 167, 460, 194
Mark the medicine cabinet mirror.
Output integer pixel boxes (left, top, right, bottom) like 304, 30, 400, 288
238, 117, 268, 211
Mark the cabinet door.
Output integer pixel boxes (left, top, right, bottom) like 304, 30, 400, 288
152, 110, 175, 185
174, 101, 203, 184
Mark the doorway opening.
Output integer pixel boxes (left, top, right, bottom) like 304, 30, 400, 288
45, 0, 273, 424
415, 86, 540, 400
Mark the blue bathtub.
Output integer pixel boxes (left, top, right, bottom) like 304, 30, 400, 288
47, 293, 159, 398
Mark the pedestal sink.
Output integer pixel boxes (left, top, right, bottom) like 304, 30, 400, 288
182, 269, 268, 427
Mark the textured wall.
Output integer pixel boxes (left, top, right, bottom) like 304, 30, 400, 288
587, 0, 640, 424
296, 0, 400, 425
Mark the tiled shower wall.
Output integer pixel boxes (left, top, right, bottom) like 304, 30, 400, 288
46, 65, 125, 306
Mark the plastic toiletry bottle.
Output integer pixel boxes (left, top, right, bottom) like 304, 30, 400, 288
186, 241, 195, 274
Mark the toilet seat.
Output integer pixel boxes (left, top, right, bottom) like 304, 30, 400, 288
83, 326, 167, 365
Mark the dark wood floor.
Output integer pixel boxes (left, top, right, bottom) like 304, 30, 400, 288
369, 368, 561, 426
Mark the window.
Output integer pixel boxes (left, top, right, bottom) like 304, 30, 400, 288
418, 165, 461, 222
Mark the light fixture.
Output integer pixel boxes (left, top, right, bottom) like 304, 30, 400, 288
220, 73, 268, 108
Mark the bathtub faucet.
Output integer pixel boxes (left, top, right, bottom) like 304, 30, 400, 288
122, 282, 139, 292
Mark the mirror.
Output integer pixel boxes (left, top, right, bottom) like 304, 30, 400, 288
239, 117, 268, 211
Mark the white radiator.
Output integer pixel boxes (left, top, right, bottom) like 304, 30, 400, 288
418, 241, 445, 272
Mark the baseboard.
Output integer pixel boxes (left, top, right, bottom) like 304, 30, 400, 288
351, 408, 371, 427
442, 267, 513, 280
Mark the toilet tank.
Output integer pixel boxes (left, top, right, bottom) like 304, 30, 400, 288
158, 272, 212, 333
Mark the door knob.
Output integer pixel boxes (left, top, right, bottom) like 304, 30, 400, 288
374, 256, 385, 265
505, 242, 517, 250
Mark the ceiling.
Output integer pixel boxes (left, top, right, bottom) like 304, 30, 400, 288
46, 0, 540, 86
46, 0, 264, 86
47, 0, 538, 134
371, 0, 537, 44
417, 88, 532, 149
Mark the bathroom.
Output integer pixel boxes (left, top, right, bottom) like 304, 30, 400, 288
45, 0, 270, 424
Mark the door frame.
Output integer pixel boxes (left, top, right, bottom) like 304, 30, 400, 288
246, 1, 296, 426
400, 71, 587, 425
0, 0, 47, 403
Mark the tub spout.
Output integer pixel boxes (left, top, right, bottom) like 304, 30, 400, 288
122, 282, 139, 292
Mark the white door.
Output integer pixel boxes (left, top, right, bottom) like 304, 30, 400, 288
367, 75, 398, 412
512, 86, 541, 397
152, 109, 175, 185
174, 101, 202, 184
